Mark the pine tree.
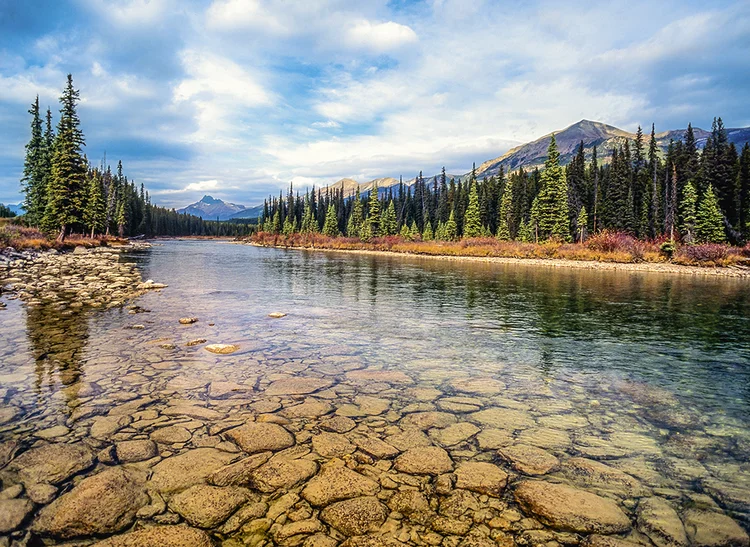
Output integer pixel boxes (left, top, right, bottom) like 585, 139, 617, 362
83, 169, 106, 237
409, 220, 419, 239
380, 200, 398, 236
21, 96, 47, 225
367, 182, 381, 236
346, 189, 363, 237
535, 135, 569, 240
576, 206, 588, 243
422, 220, 434, 240
463, 182, 482, 238
323, 203, 339, 237
115, 192, 127, 237
444, 210, 458, 240
518, 218, 533, 243
695, 185, 726, 243
738, 143, 750, 241
271, 209, 281, 234
680, 180, 697, 243
44, 75, 87, 241
496, 179, 512, 240
282, 211, 296, 235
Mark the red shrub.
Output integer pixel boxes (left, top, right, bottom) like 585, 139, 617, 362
677, 244, 729, 263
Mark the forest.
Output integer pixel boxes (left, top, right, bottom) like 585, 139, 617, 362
258, 122, 750, 248
16, 75, 251, 241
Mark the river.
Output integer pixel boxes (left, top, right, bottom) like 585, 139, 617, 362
0, 240, 748, 545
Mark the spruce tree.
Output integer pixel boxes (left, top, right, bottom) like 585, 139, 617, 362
367, 182, 381, 236
323, 203, 339, 237
409, 220, 419, 239
380, 200, 398, 236
422, 220, 434, 240
463, 182, 482, 238
496, 180, 512, 240
534, 135, 569, 240
83, 169, 106, 237
738, 143, 750, 241
115, 193, 127, 237
680, 181, 697, 243
44, 75, 87, 241
21, 96, 46, 225
695, 185, 726, 243
347, 189, 363, 237
444, 210, 458, 240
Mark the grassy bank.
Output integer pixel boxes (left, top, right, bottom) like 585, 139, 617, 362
249, 231, 750, 269
0, 220, 129, 251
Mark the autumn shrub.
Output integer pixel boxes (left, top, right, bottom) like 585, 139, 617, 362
585, 231, 636, 253
675, 244, 729, 264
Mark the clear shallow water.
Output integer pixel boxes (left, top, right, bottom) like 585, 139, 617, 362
1, 240, 749, 544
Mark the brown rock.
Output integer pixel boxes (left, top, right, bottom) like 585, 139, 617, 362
320, 496, 388, 536
302, 465, 379, 507
636, 497, 688, 547
150, 448, 236, 494
514, 480, 631, 534
116, 439, 158, 463
225, 422, 295, 453
0, 498, 33, 533
498, 444, 559, 475
682, 509, 749, 547
454, 462, 508, 497
9, 443, 94, 485
169, 485, 249, 528
91, 525, 214, 546
250, 458, 318, 493
265, 378, 333, 396
394, 446, 453, 475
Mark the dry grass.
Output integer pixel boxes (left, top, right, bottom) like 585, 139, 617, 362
249, 231, 749, 267
0, 223, 127, 251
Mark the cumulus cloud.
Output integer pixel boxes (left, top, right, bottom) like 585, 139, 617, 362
206, 0, 286, 33
343, 20, 418, 53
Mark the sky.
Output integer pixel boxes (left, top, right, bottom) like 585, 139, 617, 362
1, 0, 749, 209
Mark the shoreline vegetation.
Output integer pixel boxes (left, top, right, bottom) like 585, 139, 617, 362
247, 232, 750, 277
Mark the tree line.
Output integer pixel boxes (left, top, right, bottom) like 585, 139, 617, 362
19, 75, 252, 240
260, 122, 750, 245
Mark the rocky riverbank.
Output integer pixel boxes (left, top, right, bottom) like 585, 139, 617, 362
0, 243, 166, 311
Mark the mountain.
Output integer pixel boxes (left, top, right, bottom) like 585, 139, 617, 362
475, 119, 750, 179
4, 203, 24, 215
177, 195, 250, 221
228, 204, 265, 220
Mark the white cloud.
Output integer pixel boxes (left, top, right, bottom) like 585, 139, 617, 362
83, 0, 173, 26
344, 20, 418, 53
206, 0, 286, 33
311, 120, 341, 129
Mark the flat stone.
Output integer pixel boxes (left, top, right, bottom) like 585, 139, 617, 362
560, 457, 645, 496
498, 444, 559, 475
169, 484, 249, 528
431, 515, 472, 535
26, 482, 57, 504
702, 478, 750, 515
150, 448, 236, 494
265, 378, 333, 396
282, 399, 333, 418
449, 377, 506, 396
682, 509, 749, 547
91, 525, 214, 546
345, 370, 413, 384
32, 467, 149, 539
151, 425, 192, 444
320, 415, 356, 433
302, 465, 379, 507
218, 501, 268, 534
116, 439, 158, 463
514, 480, 631, 534
400, 411, 457, 430
517, 427, 571, 449
454, 462, 508, 497
179, 317, 198, 324
250, 458, 318, 493
9, 443, 94, 485
394, 446, 453, 475
162, 404, 224, 420
209, 381, 250, 399
226, 422, 295, 453
429, 422, 480, 446
274, 518, 325, 541
352, 435, 400, 459
209, 452, 272, 487
440, 490, 480, 518
36, 425, 70, 439
320, 496, 388, 536
469, 408, 535, 430
268, 312, 287, 318
187, 338, 207, 346
0, 498, 33, 533
476, 429, 514, 450
388, 490, 433, 524
385, 428, 432, 451
312, 432, 355, 458
205, 343, 240, 354
636, 497, 688, 547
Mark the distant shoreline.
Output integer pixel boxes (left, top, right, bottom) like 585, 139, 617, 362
247, 242, 750, 278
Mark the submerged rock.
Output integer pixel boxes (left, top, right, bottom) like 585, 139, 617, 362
394, 446, 453, 475
9, 442, 94, 485
169, 484, 249, 528
320, 496, 388, 536
268, 312, 287, 318
514, 480, 631, 534
636, 497, 688, 547
312, 432, 355, 458
91, 525, 214, 546
205, 343, 240, 354
302, 464, 379, 507
32, 467, 149, 539
250, 458, 318, 493
682, 509, 749, 547
150, 448, 236, 494
498, 443, 559, 475
454, 462, 508, 497
265, 377, 334, 396
0, 498, 33, 533
225, 422, 295, 453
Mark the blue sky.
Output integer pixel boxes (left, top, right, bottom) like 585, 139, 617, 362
1, 0, 749, 208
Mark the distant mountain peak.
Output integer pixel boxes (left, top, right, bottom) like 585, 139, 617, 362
199, 195, 222, 204
177, 195, 248, 220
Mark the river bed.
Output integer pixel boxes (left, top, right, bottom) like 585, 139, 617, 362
0, 240, 748, 546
